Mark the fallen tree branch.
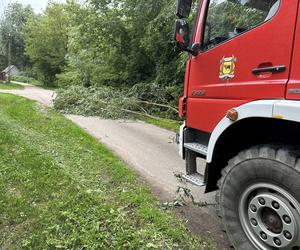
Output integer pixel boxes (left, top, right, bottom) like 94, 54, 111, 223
140, 107, 149, 115
137, 100, 178, 113
121, 108, 164, 120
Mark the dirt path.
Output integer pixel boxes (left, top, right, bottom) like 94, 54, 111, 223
0, 83, 230, 249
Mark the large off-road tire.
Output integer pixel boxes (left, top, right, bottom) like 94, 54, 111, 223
217, 145, 300, 250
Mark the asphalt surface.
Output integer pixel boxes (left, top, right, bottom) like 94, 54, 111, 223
0, 83, 230, 249
0, 82, 55, 106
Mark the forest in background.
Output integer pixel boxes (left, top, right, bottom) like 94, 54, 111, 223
0, 0, 187, 121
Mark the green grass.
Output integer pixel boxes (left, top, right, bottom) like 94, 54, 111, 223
11, 75, 40, 85
0, 82, 24, 90
0, 94, 215, 249
11, 76, 57, 90
143, 117, 181, 133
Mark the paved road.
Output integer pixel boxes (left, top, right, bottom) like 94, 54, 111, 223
0, 82, 55, 106
0, 83, 230, 249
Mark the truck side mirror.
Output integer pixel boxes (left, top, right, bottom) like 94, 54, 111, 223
175, 19, 200, 56
176, 0, 192, 18
175, 19, 190, 48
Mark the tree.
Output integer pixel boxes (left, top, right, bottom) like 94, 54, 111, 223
25, 3, 69, 85
24, 0, 187, 90
63, 0, 184, 87
0, 3, 34, 70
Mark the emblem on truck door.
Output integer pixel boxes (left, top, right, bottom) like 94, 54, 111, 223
219, 56, 237, 81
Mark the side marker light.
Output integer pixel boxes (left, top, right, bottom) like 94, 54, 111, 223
273, 114, 283, 119
226, 109, 238, 121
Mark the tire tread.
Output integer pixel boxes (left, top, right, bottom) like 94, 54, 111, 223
216, 144, 300, 249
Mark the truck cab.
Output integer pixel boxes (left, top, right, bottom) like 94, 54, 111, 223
175, 0, 300, 249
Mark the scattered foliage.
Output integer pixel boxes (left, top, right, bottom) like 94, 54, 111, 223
161, 173, 217, 210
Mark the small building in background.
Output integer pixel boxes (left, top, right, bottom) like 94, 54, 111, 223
0, 65, 20, 81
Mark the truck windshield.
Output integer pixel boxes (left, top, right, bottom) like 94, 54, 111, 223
202, 0, 280, 50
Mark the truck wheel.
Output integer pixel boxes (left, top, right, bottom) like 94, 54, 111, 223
217, 145, 300, 250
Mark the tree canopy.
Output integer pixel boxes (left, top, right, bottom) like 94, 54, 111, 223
0, 0, 187, 119
21, 0, 185, 87
25, 3, 69, 84
0, 3, 34, 70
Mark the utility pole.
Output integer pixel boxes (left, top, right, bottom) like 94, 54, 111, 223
7, 33, 11, 83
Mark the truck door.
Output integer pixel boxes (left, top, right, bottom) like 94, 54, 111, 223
186, 0, 298, 133
287, 2, 300, 100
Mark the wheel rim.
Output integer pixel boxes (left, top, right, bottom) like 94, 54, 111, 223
239, 183, 300, 249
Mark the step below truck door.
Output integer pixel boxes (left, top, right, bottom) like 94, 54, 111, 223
187, 0, 298, 133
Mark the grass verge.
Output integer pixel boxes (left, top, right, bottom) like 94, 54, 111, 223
11, 75, 57, 90
12, 80, 57, 90
0, 82, 24, 90
11, 76, 40, 85
0, 94, 215, 249
142, 117, 181, 133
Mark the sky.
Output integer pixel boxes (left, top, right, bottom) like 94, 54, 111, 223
17, 0, 49, 13
1, 0, 64, 14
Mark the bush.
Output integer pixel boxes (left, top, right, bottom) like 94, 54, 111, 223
129, 82, 173, 104
11, 75, 40, 85
128, 82, 182, 119
56, 71, 82, 87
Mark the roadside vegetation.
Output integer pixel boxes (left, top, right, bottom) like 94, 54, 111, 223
0, 94, 215, 249
54, 85, 181, 131
0, 81, 23, 90
11, 76, 57, 91
11, 75, 40, 85
143, 117, 180, 132
0, 1, 190, 125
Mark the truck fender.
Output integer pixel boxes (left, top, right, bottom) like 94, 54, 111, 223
206, 100, 280, 163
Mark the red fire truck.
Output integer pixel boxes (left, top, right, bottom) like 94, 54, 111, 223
175, 0, 300, 249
